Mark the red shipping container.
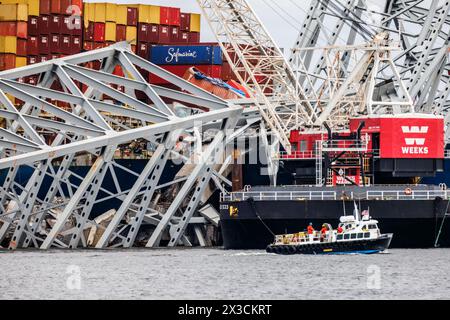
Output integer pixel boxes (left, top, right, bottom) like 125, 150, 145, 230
84, 21, 94, 41
137, 42, 149, 59
93, 22, 105, 42
49, 53, 60, 60
0, 22, 27, 39
71, 0, 83, 11
38, 15, 50, 34
40, 0, 51, 15
49, 15, 61, 34
127, 7, 137, 26
60, 35, 71, 54
38, 55, 50, 63
50, 34, 60, 53
50, 0, 60, 14
25, 75, 39, 85
70, 15, 82, 36
93, 42, 105, 50
159, 25, 170, 44
60, 0, 71, 14
170, 26, 179, 43
61, 15, 81, 35
71, 35, 81, 54
189, 32, 200, 43
28, 16, 39, 36
137, 23, 149, 43
116, 25, 126, 41
16, 38, 27, 56
39, 35, 50, 54
27, 55, 38, 65
180, 13, 190, 32
27, 36, 39, 56
178, 31, 189, 44
83, 41, 93, 51
0, 54, 16, 71
160, 7, 170, 25
148, 24, 159, 43
113, 65, 124, 77
168, 8, 181, 26
149, 65, 222, 85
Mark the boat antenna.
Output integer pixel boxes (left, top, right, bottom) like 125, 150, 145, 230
342, 198, 346, 216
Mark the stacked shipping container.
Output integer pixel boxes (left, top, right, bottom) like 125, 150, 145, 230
0, 1, 239, 102
0, 1, 30, 70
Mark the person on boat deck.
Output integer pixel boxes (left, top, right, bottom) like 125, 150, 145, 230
320, 225, 328, 241
307, 223, 314, 241
337, 225, 344, 233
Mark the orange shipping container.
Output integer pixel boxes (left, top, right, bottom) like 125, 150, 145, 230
0, 53, 16, 70
0, 22, 27, 39
50, 0, 60, 14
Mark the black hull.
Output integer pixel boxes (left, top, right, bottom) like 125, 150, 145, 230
266, 234, 393, 255
220, 197, 450, 249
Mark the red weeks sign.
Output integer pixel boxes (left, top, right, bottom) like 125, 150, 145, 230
379, 117, 444, 159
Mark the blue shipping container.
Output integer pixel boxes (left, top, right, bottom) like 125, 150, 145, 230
149, 45, 223, 65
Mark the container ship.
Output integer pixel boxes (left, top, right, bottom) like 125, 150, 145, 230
1, 1, 450, 249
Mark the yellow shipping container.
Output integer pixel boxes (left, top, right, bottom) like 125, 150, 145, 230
126, 26, 137, 45
0, 36, 17, 54
0, 0, 38, 15
94, 2, 106, 23
149, 5, 160, 24
0, 3, 28, 21
84, 2, 96, 24
190, 13, 201, 33
6, 93, 15, 105
106, 3, 116, 22
105, 22, 116, 42
15, 56, 26, 68
137, 4, 148, 23
116, 5, 128, 25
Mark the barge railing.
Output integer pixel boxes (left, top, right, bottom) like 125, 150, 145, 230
221, 190, 450, 202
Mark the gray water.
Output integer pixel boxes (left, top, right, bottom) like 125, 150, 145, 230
0, 249, 449, 300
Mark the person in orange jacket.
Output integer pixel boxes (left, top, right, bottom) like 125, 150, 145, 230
307, 223, 314, 241
307, 223, 314, 234
320, 224, 328, 242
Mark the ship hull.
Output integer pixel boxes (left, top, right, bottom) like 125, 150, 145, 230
220, 197, 450, 249
266, 234, 393, 255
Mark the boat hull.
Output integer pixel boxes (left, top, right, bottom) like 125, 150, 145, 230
266, 234, 393, 255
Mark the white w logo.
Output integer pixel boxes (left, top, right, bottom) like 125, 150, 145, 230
402, 126, 429, 146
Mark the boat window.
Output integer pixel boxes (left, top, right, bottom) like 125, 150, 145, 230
364, 232, 370, 238
337, 234, 343, 240
369, 224, 378, 230
344, 234, 350, 240
351, 233, 357, 239
357, 233, 363, 238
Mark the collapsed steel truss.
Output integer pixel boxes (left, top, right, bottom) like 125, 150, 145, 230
0, 42, 243, 250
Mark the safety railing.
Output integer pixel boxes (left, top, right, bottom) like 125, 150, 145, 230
221, 189, 450, 202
